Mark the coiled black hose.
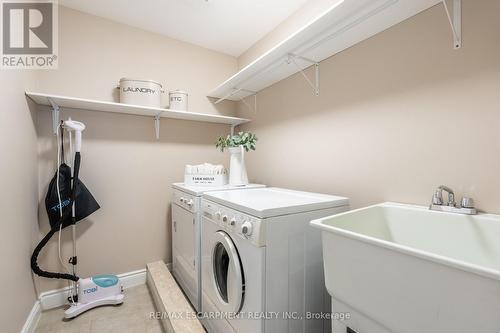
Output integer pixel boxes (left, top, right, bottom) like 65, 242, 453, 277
30, 227, 79, 282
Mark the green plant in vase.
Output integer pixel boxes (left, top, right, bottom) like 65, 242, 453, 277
215, 131, 257, 186
215, 132, 257, 152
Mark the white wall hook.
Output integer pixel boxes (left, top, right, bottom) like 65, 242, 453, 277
442, 0, 462, 49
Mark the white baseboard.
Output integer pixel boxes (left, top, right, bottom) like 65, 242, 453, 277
38, 268, 147, 311
119, 268, 148, 289
20, 300, 41, 333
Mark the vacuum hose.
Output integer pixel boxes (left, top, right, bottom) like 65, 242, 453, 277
30, 227, 79, 282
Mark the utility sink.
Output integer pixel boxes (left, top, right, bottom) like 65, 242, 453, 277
311, 202, 500, 333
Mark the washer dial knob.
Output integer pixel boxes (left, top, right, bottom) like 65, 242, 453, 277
222, 215, 228, 223
230, 218, 237, 226
241, 222, 253, 236
215, 211, 221, 220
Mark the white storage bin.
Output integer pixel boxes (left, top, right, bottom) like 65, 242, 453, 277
169, 90, 188, 111
119, 78, 164, 108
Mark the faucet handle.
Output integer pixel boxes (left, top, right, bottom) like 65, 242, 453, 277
432, 190, 443, 205
461, 197, 475, 209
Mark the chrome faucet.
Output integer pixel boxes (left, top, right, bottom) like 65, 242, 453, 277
432, 185, 456, 206
429, 185, 476, 215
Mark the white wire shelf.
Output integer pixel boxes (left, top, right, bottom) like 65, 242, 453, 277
26, 91, 250, 139
209, 0, 453, 103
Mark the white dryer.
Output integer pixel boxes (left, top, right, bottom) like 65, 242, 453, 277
201, 187, 349, 333
171, 183, 264, 312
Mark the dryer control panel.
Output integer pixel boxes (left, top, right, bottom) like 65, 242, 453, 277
202, 200, 265, 247
172, 189, 197, 213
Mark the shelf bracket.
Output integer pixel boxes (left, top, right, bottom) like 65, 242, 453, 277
48, 98, 60, 135
240, 93, 257, 113
154, 114, 161, 140
214, 88, 257, 105
214, 88, 242, 105
442, 0, 461, 49
287, 54, 320, 96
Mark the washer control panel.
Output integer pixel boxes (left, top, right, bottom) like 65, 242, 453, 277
202, 200, 265, 247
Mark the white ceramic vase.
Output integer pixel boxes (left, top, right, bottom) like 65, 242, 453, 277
228, 146, 248, 186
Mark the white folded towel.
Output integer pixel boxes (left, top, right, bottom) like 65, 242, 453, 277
185, 163, 226, 175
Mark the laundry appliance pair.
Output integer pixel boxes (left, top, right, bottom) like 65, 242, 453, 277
171, 183, 264, 312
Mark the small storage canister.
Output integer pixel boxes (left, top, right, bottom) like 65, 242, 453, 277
119, 78, 163, 108
169, 90, 188, 111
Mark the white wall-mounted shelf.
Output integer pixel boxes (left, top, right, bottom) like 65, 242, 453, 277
26, 92, 250, 139
209, 0, 460, 103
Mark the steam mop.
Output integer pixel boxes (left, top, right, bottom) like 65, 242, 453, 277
31, 119, 124, 319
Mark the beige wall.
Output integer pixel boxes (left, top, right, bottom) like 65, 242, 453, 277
6, 1, 500, 328
238, 0, 342, 69
35, 6, 238, 292
0, 72, 39, 331
239, 0, 500, 213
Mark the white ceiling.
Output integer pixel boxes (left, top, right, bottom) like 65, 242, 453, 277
60, 0, 309, 57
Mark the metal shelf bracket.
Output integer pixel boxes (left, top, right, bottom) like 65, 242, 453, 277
48, 98, 60, 135
287, 54, 320, 96
214, 88, 242, 105
154, 114, 161, 140
214, 88, 257, 105
442, 0, 461, 49
240, 93, 257, 113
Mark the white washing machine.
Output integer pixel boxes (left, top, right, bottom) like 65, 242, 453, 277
201, 187, 349, 333
171, 183, 265, 312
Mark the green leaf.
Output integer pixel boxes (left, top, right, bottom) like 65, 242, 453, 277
215, 131, 257, 152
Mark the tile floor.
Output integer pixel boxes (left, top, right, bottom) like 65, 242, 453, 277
34, 284, 164, 333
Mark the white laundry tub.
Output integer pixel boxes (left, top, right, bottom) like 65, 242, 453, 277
311, 202, 500, 333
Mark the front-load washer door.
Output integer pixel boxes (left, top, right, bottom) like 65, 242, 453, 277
211, 231, 244, 314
